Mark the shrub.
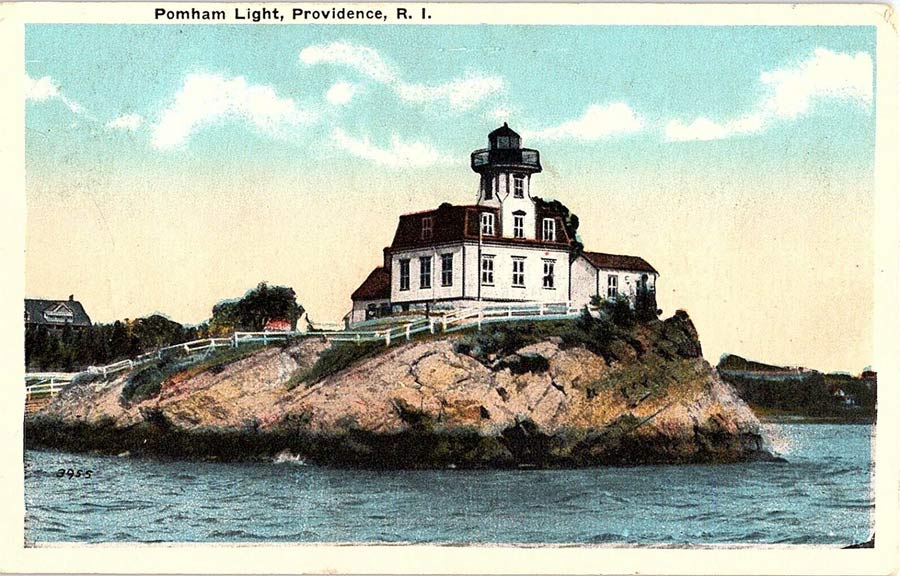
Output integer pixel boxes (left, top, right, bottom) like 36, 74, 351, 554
635, 287, 659, 322
603, 295, 635, 328
291, 340, 384, 388
121, 363, 168, 405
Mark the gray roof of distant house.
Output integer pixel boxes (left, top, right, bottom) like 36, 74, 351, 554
25, 298, 93, 327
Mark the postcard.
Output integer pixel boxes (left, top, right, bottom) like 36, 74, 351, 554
1, 2, 898, 574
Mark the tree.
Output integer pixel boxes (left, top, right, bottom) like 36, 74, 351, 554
132, 314, 187, 350
210, 282, 305, 332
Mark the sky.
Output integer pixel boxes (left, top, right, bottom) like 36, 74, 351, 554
24, 24, 877, 372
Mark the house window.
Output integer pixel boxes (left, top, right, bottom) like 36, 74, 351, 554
513, 214, 524, 238
44, 305, 74, 323
481, 255, 495, 285
420, 256, 432, 289
542, 218, 556, 242
512, 257, 525, 287
607, 275, 618, 297
441, 253, 453, 286
543, 259, 556, 289
481, 213, 495, 236
513, 175, 525, 198
421, 217, 433, 240
399, 259, 410, 291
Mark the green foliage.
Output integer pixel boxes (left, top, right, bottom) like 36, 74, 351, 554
290, 340, 384, 388
718, 368, 877, 418
635, 287, 659, 322
25, 283, 299, 371
454, 323, 546, 360
121, 361, 171, 405
24, 316, 197, 373
717, 354, 786, 372
569, 309, 616, 354
210, 282, 305, 333
120, 344, 265, 405
452, 315, 622, 363
603, 295, 635, 328
131, 315, 188, 350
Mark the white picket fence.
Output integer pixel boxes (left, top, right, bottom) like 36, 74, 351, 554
24, 301, 582, 400
24, 373, 78, 398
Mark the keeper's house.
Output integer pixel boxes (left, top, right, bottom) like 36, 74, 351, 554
349, 124, 657, 325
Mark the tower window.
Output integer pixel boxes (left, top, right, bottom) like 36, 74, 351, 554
497, 136, 510, 149
399, 259, 410, 291
542, 218, 556, 242
513, 215, 524, 238
481, 255, 495, 285
543, 259, 556, 289
421, 217, 433, 240
607, 275, 618, 297
512, 257, 525, 287
441, 253, 453, 286
484, 182, 493, 201
481, 213, 495, 236
513, 175, 525, 198
419, 256, 432, 289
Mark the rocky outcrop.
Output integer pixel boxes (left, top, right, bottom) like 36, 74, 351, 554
26, 312, 777, 468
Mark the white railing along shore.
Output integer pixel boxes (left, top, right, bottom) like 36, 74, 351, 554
25, 301, 582, 400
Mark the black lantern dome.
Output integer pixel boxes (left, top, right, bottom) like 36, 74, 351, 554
471, 123, 542, 174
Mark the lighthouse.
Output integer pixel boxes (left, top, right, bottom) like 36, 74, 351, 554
347, 123, 658, 326
471, 123, 542, 240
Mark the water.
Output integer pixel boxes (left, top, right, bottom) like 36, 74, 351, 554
24, 423, 874, 545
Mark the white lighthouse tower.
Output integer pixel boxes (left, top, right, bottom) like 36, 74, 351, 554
470, 123, 542, 240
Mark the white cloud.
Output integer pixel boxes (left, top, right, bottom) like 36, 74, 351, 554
106, 113, 144, 131
331, 128, 449, 168
300, 41, 503, 112
300, 41, 396, 83
488, 106, 514, 122
25, 73, 84, 114
523, 103, 645, 142
665, 113, 766, 142
396, 73, 504, 112
326, 81, 357, 106
151, 73, 314, 150
665, 48, 873, 142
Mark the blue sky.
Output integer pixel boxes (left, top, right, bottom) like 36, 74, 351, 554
24, 24, 878, 371
25, 25, 875, 179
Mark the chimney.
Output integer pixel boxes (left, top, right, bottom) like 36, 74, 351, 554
69, 294, 74, 302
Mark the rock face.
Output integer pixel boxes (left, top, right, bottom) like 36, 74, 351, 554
27, 312, 775, 468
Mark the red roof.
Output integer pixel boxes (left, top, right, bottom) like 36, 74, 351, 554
351, 266, 391, 301
582, 251, 658, 274
264, 319, 292, 332
389, 203, 570, 251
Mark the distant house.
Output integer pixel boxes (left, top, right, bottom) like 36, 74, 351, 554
24, 295, 92, 332
832, 388, 856, 406
263, 319, 291, 332
348, 124, 659, 325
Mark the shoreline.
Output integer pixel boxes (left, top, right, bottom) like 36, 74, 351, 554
754, 412, 875, 425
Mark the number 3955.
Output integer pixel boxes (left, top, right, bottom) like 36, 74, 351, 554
55, 468, 93, 479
